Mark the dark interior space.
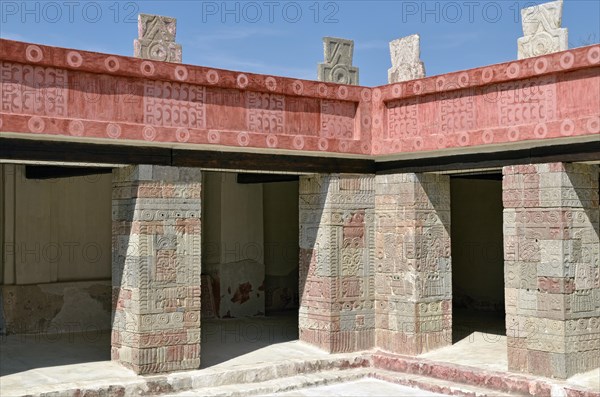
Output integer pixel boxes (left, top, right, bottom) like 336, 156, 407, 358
450, 173, 505, 342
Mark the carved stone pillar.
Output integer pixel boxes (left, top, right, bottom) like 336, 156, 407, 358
318, 37, 359, 85
388, 34, 425, 83
503, 163, 600, 378
111, 165, 202, 374
298, 174, 375, 352
518, 0, 568, 59
375, 173, 452, 355
134, 14, 182, 63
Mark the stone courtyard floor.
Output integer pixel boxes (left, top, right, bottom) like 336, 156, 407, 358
1, 313, 599, 396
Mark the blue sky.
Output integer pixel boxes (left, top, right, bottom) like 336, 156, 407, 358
1, 1, 598, 86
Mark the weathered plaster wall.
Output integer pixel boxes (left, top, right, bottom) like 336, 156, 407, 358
201, 173, 299, 317
2, 280, 111, 333
451, 178, 504, 312
202, 172, 265, 318
0, 165, 112, 333
2, 40, 598, 159
263, 181, 299, 313
8, 165, 112, 283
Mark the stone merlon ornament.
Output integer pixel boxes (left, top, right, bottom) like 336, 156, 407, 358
134, 14, 182, 63
518, 0, 567, 59
318, 37, 359, 85
388, 34, 426, 83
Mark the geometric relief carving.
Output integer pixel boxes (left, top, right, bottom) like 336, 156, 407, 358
517, 0, 567, 59
572, 289, 595, 313
318, 37, 359, 85
419, 272, 448, 298
320, 100, 356, 139
439, 90, 475, 134
0, 62, 68, 116
502, 163, 600, 379
374, 173, 452, 356
298, 174, 375, 353
155, 249, 177, 283
386, 98, 418, 139
143, 81, 206, 128
498, 77, 556, 126
111, 165, 202, 375
247, 92, 285, 134
134, 14, 182, 63
341, 278, 362, 298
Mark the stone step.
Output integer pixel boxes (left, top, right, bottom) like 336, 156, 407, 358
165, 368, 368, 396
165, 367, 524, 397
373, 368, 524, 397
372, 352, 600, 397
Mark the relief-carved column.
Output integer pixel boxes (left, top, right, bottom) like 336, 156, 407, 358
503, 163, 600, 378
112, 165, 202, 374
299, 174, 375, 352
375, 173, 452, 355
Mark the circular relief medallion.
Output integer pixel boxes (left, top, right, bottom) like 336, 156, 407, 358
559, 52, 575, 69
176, 127, 190, 142
317, 138, 328, 151
66, 51, 83, 67
25, 45, 43, 62
534, 57, 548, 74
587, 46, 600, 65
207, 130, 220, 144
506, 63, 520, 79
104, 56, 120, 72
206, 70, 219, 84
28, 116, 45, 133
237, 74, 249, 89
68, 120, 85, 136
140, 61, 155, 77
292, 80, 304, 95
106, 123, 122, 138
292, 135, 304, 150
481, 67, 494, 83
560, 119, 575, 136
265, 76, 277, 91
237, 131, 250, 146
534, 123, 548, 139
143, 126, 157, 141
174, 66, 189, 81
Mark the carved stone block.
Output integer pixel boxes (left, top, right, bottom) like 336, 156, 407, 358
502, 163, 600, 379
134, 14, 182, 63
388, 34, 425, 83
318, 37, 359, 85
517, 1, 568, 59
112, 165, 202, 374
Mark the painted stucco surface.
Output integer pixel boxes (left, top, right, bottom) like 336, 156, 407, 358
0, 40, 597, 158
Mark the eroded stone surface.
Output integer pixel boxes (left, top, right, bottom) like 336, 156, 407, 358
318, 37, 359, 85
388, 34, 425, 83
111, 165, 202, 374
503, 163, 600, 379
299, 174, 375, 352
374, 173, 452, 355
134, 14, 182, 62
518, 0, 568, 59
1, 281, 111, 334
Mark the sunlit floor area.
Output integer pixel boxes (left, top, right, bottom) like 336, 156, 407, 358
422, 307, 508, 372
0, 312, 314, 396
201, 312, 305, 368
1, 311, 598, 396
